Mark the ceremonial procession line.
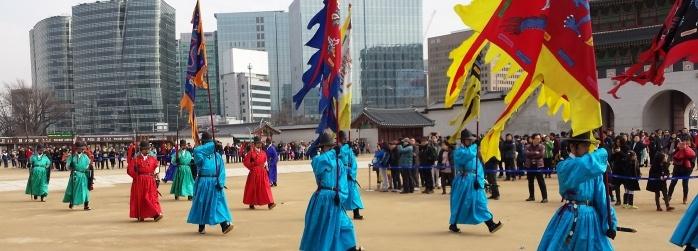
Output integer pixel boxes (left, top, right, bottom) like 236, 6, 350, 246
0, 160, 371, 193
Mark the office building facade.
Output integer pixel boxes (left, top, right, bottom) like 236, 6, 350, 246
29, 16, 73, 132
215, 11, 290, 119
219, 48, 272, 122
70, 0, 177, 134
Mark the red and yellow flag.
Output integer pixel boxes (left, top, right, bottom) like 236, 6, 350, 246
445, 0, 601, 160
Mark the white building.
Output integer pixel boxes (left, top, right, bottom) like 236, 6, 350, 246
220, 48, 272, 123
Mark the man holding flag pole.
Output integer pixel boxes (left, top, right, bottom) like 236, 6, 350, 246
296, 0, 362, 249
181, 0, 233, 235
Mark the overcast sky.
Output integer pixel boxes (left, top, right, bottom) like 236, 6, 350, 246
0, 0, 470, 85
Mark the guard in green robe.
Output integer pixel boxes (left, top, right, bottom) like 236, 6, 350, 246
63, 141, 93, 210
25, 144, 51, 202
171, 140, 195, 200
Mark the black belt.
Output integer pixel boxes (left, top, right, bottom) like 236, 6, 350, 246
316, 186, 338, 192
564, 200, 592, 206
199, 174, 217, 177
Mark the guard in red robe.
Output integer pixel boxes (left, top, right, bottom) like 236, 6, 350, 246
127, 141, 163, 222
242, 137, 276, 210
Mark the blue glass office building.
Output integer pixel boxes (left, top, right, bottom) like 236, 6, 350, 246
71, 0, 177, 134
30, 16, 73, 132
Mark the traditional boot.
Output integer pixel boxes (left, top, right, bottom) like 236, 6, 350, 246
40, 196, 45, 202
198, 224, 206, 234
33, 195, 38, 200
175, 196, 179, 201
249, 205, 255, 210
154, 214, 163, 222
220, 222, 233, 234
449, 224, 460, 233
353, 209, 364, 220
268, 203, 276, 210
69, 203, 74, 209
188, 196, 193, 201
485, 219, 503, 233
84, 201, 91, 211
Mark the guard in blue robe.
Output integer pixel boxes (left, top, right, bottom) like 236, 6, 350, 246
163, 147, 177, 182
266, 138, 279, 187
538, 132, 617, 251
449, 129, 503, 233
338, 131, 365, 220
300, 133, 361, 251
671, 196, 698, 250
187, 133, 233, 235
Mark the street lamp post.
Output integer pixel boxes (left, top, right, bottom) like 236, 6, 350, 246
247, 63, 254, 122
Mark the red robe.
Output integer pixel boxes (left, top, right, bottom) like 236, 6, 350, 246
242, 148, 274, 205
127, 146, 162, 219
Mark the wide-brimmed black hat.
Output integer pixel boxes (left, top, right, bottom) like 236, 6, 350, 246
139, 140, 150, 149
75, 141, 86, 147
36, 144, 45, 151
563, 130, 593, 143
253, 136, 262, 143
179, 140, 187, 146
316, 133, 335, 147
460, 129, 477, 140
200, 132, 212, 143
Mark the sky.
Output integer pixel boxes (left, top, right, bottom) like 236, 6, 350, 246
0, 0, 471, 85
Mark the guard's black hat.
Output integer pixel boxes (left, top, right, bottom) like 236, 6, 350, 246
562, 130, 594, 143
179, 140, 187, 146
200, 132, 212, 143
316, 133, 335, 147
139, 140, 150, 149
460, 129, 477, 140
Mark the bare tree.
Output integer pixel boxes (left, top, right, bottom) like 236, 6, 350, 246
0, 79, 69, 136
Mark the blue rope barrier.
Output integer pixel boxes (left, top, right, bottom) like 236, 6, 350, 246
368, 164, 698, 181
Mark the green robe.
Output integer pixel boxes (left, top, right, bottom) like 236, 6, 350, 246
63, 154, 91, 205
25, 154, 51, 197
170, 150, 195, 197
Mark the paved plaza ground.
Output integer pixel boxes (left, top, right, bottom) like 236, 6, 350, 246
0, 156, 692, 250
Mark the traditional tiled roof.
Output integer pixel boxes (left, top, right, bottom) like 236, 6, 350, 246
353, 108, 435, 128
593, 25, 661, 47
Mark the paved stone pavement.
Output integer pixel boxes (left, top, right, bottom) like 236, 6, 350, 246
0, 160, 371, 192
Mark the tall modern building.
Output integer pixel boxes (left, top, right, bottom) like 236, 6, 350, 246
427, 30, 472, 105
215, 11, 290, 121
29, 16, 73, 132
70, 0, 177, 134
178, 32, 220, 117
289, 0, 424, 121
360, 45, 426, 108
219, 48, 272, 122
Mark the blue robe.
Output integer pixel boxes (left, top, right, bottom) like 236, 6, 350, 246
340, 144, 364, 211
266, 144, 279, 184
300, 149, 356, 251
450, 143, 493, 225
671, 195, 698, 248
538, 148, 617, 251
163, 149, 177, 182
187, 142, 233, 225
